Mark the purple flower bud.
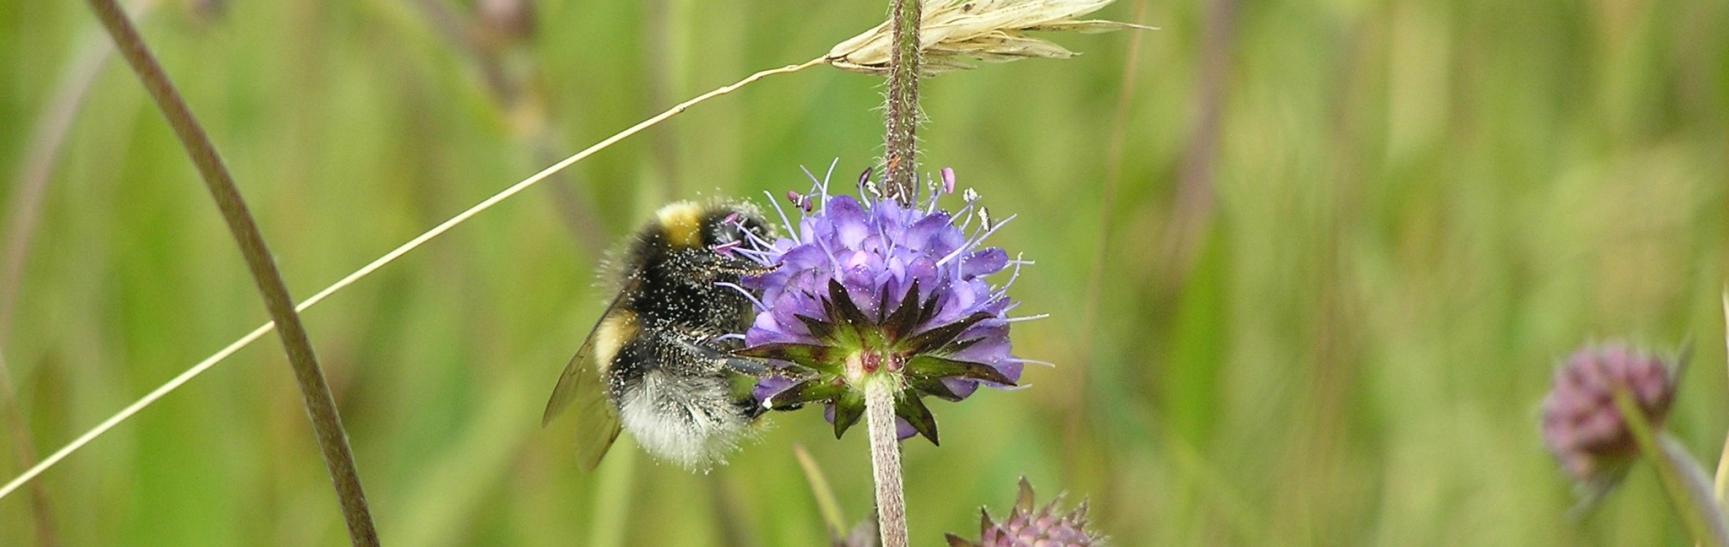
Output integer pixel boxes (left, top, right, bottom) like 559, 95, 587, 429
1541, 343, 1678, 482
940, 167, 957, 194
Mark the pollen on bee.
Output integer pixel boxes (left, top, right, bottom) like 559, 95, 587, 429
655, 202, 705, 248
593, 311, 639, 372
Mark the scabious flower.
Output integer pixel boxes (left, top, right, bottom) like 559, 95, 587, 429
1540, 343, 1678, 483
946, 477, 1104, 547
721, 166, 1035, 442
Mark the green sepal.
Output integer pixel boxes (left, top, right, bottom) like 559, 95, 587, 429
902, 312, 995, 355
907, 355, 1015, 386
735, 343, 843, 375
917, 288, 942, 325
896, 393, 940, 445
944, 336, 984, 354
826, 280, 872, 333
876, 283, 894, 323
762, 379, 846, 410
794, 314, 836, 340
882, 279, 924, 341
832, 391, 866, 439
907, 375, 965, 402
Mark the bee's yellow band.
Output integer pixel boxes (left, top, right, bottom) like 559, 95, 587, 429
655, 202, 704, 248
593, 311, 638, 373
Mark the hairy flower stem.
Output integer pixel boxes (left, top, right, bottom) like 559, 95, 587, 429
882, 0, 922, 203
865, 377, 910, 547
84, 1, 379, 544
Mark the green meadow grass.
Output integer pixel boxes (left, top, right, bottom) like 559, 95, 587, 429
1, 0, 1727, 544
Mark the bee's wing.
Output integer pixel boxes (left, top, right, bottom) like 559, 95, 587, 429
542, 285, 632, 470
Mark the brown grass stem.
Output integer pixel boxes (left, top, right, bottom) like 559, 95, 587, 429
83, 0, 379, 543
0, 55, 822, 505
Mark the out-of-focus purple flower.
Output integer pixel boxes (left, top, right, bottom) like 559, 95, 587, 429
946, 477, 1104, 547
723, 166, 1035, 442
1541, 343, 1678, 482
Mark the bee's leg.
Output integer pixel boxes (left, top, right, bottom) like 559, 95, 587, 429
716, 357, 768, 376
670, 333, 769, 376
691, 253, 779, 280
736, 397, 769, 420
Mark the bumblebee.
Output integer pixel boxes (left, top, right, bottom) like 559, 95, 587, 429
542, 201, 776, 470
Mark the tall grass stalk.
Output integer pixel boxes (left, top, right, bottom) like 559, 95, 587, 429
83, 0, 381, 543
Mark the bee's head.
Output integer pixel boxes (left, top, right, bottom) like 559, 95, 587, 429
701, 206, 770, 249
651, 202, 777, 282
697, 206, 775, 279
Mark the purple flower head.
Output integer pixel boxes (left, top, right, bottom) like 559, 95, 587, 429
724, 165, 1035, 443
946, 477, 1105, 547
1541, 342, 1678, 483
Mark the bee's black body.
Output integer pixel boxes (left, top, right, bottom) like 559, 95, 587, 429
543, 201, 774, 470
602, 205, 769, 414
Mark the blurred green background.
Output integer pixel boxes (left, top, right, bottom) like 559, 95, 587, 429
3, 0, 1728, 544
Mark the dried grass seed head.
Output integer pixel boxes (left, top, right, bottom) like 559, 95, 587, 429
826, 0, 1152, 75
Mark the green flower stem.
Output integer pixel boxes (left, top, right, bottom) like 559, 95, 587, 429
794, 443, 850, 538
84, 1, 379, 544
882, 0, 922, 204
1612, 387, 1729, 547
865, 375, 909, 547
